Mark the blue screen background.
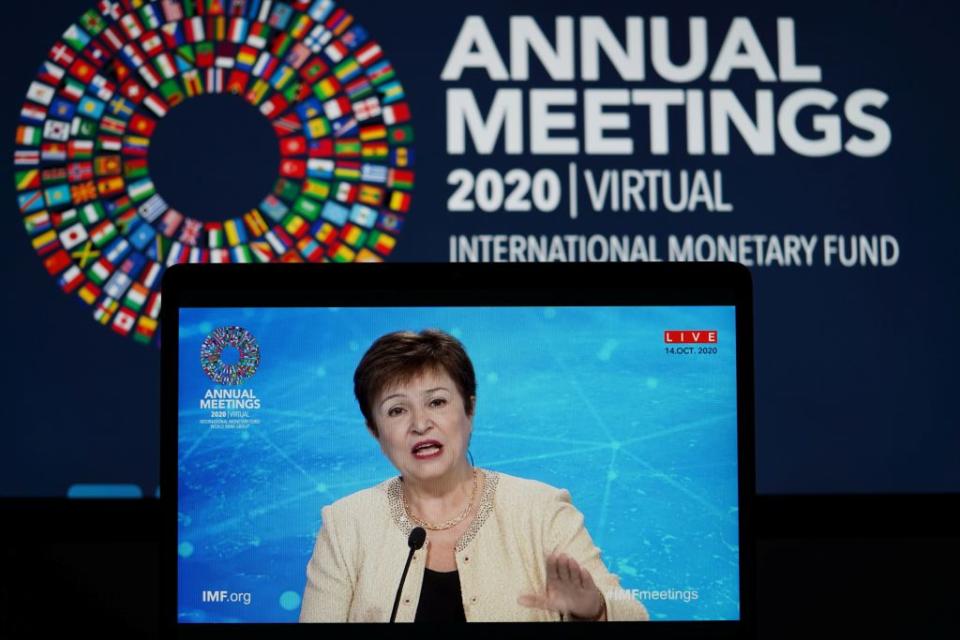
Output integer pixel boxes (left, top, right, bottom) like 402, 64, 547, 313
178, 305, 738, 621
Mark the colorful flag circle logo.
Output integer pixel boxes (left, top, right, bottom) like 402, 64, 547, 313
12, 1, 414, 346
200, 325, 261, 385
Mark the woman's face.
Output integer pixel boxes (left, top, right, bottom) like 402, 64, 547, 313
372, 366, 474, 484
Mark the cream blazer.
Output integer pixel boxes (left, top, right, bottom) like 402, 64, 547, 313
299, 468, 649, 622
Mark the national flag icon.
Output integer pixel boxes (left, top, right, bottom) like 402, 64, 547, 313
361, 142, 388, 159
383, 102, 411, 125
387, 169, 414, 190
227, 70, 250, 94
302, 178, 331, 200
367, 60, 395, 85
14, 150, 41, 166
141, 32, 164, 57
45, 184, 73, 209
71, 117, 98, 139
300, 56, 328, 82
309, 139, 334, 157
246, 21, 269, 49
17, 190, 44, 213
63, 24, 92, 51
333, 181, 357, 203
388, 190, 412, 213
355, 42, 383, 67
349, 203, 378, 228
58, 264, 86, 293
326, 8, 353, 36
313, 221, 337, 245
15, 126, 41, 146
31, 229, 60, 254
20, 102, 47, 124
87, 256, 114, 284
77, 96, 106, 119
90, 220, 119, 247
43, 249, 71, 275
60, 78, 86, 101
123, 282, 149, 312
306, 117, 330, 139
344, 77, 372, 100
23, 211, 51, 235
274, 178, 300, 201
68, 140, 94, 159
330, 242, 355, 263
98, 135, 123, 151
361, 163, 388, 184
224, 218, 248, 246
376, 212, 404, 233
259, 195, 289, 222
292, 197, 321, 222
133, 316, 158, 344
378, 80, 405, 104
334, 160, 361, 181
334, 139, 361, 157
84, 40, 111, 68
333, 58, 361, 82
129, 114, 157, 137
128, 221, 157, 250
69, 58, 97, 83
41, 167, 68, 184
70, 181, 98, 204
95, 155, 122, 176
139, 261, 162, 289
144, 291, 162, 319
111, 307, 137, 336
94, 295, 119, 324
297, 236, 325, 261
340, 223, 365, 247
282, 212, 310, 236
359, 124, 387, 142
71, 239, 101, 268
59, 222, 88, 250
48, 42, 76, 67
341, 24, 369, 50
119, 13, 144, 40
67, 161, 94, 183
101, 114, 127, 134
77, 281, 101, 305
27, 81, 56, 105
368, 230, 397, 255
388, 124, 414, 145
280, 159, 306, 179
101, 25, 124, 51
79, 202, 105, 225
352, 96, 380, 121
313, 76, 339, 100
41, 142, 68, 162
357, 184, 384, 206
49, 97, 77, 121
127, 178, 156, 202
51, 207, 77, 228
15, 169, 41, 191
331, 115, 358, 138
97, 176, 126, 197
320, 200, 349, 225
43, 120, 70, 142
354, 248, 382, 263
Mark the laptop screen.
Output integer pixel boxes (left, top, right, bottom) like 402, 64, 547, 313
175, 303, 740, 624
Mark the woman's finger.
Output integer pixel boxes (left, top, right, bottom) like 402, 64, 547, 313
517, 593, 549, 610
548, 552, 561, 583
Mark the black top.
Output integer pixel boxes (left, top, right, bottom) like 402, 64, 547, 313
414, 568, 467, 622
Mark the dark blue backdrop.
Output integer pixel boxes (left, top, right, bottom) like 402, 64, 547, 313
2, 0, 958, 496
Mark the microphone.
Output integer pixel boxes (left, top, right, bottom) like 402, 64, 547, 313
390, 527, 427, 622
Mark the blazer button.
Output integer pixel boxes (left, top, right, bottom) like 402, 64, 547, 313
464, 556, 470, 562
403, 598, 410, 605
470, 596, 478, 604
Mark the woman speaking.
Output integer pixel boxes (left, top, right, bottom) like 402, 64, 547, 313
299, 329, 649, 622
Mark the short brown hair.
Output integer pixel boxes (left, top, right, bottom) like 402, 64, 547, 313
353, 329, 477, 437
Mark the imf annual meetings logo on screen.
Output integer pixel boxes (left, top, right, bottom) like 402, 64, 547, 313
200, 325, 261, 385
12, 1, 415, 347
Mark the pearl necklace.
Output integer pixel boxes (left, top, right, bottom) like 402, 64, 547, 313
401, 468, 479, 531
